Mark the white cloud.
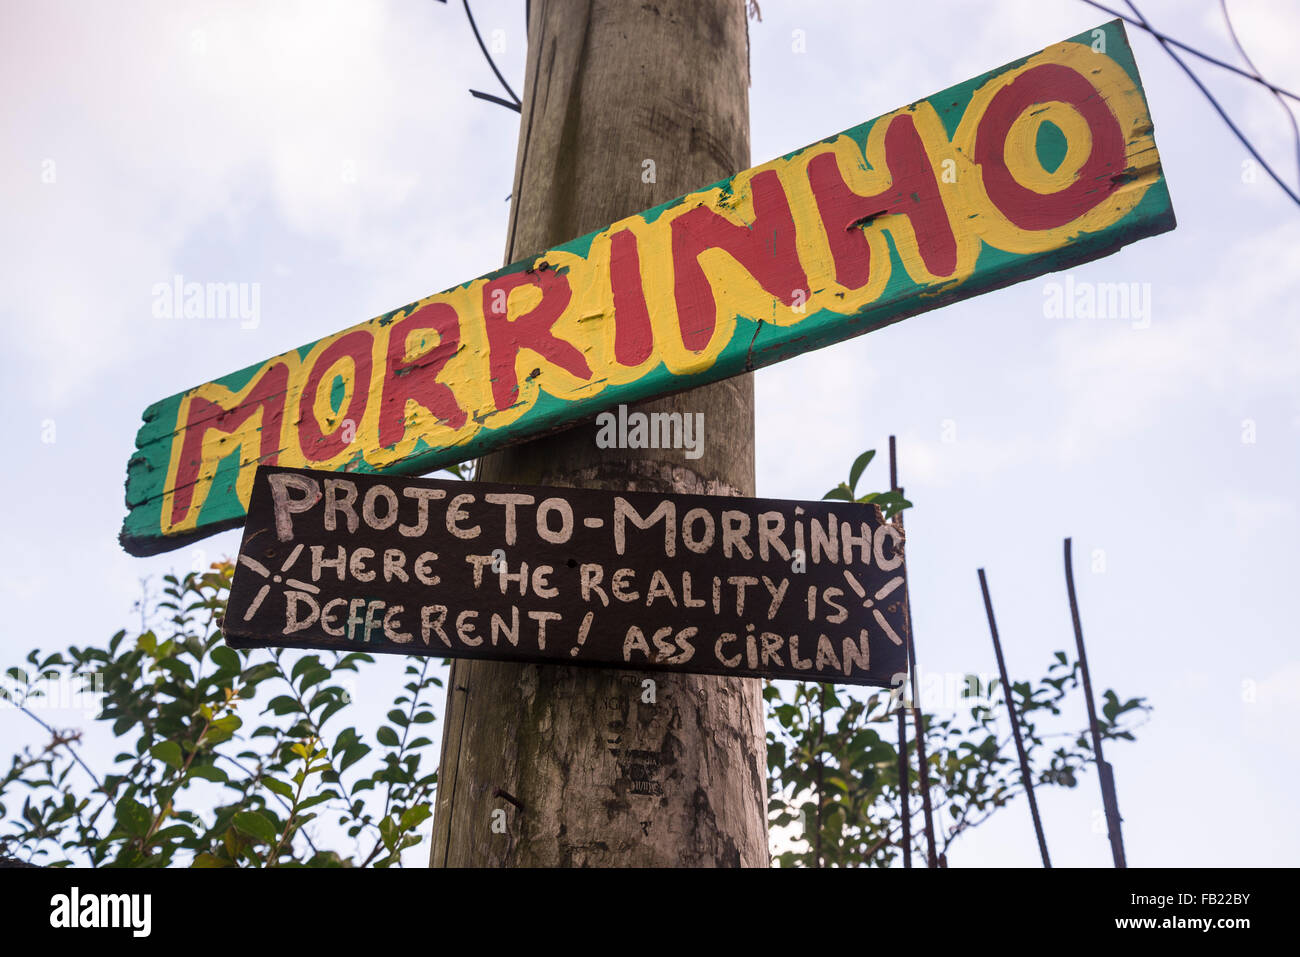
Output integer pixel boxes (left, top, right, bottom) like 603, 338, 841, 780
1243, 661, 1300, 758
1051, 220, 1300, 462
0, 0, 517, 405
1224, 491, 1297, 542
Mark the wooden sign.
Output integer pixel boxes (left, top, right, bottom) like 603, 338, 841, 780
124, 20, 1174, 555
223, 466, 911, 687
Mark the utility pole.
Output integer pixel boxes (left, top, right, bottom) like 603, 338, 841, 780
429, 0, 768, 867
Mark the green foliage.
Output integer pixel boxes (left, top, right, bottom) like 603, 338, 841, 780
1, 448, 1150, 868
0, 563, 441, 867
821, 448, 912, 518
765, 656, 1149, 867
764, 449, 1150, 866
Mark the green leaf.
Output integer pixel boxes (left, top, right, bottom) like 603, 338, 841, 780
376, 727, 400, 747
150, 740, 183, 770
299, 667, 331, 693
152, 823, 196, 844
339, 744, 371, 773
332, 726, 359, 755
1102, 690, 1120, 723
379, 815, 399, 850
291, 655, 321, 683
298, 791, 338, 812
233, 810, 278, 844
241, 662, 280, 685
263, 778, 294, 800
399, 804, 433, 831
265, 695, 302, 716
848, 450, 876, 495
188, 764, 228, 783
210, 645, 241, 674
864, 490, 913, 517
115, 798, 152, 838
202, 714, 242, 746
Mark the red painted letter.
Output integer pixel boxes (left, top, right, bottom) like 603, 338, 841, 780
169, 362, 290, 527
379, 302, 467, 447
670, 169, 808, 353
609, 228, 655, 366
974, 64, 1126, 230
483, 268, 590, 411
807, 114, 958, 291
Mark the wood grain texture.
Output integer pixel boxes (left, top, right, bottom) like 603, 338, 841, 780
121, 18, 1175, 557
430, 0, 769, 868
223, 466, 911, 686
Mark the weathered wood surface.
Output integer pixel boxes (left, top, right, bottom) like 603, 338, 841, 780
431, 0, 769, 868
122, 18, 1174, 556
223, 466, 910, 686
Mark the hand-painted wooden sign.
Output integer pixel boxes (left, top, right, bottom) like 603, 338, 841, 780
224, 466, 911, 686
124, 20, 1174, 555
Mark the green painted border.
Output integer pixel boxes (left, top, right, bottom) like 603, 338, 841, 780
122, 20, 1174, 556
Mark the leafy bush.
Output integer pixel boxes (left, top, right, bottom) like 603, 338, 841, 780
767, 449, 1149, 867
1, 451, 1147, 867
1, 564, 439, 867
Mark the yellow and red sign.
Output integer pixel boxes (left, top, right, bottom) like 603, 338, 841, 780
123, 21, 1174, 555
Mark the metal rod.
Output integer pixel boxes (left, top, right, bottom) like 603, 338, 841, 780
815, 684, 825, 869
896, 704, 911, 868
889, 436, 912, 869
1064, 537, 1127, 868
903, 594, 937, 867
978, 568, 1052, 868
888, 434, 898, 494
889, 435, 937, 867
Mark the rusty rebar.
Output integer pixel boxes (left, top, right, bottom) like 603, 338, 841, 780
1064, 537, 1127, 868
978, 568, 1051, 867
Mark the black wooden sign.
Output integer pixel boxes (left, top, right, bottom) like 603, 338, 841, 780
223, 466, 910, 687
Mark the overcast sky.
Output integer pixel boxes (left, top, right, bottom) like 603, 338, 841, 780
2, 0, 1297, 866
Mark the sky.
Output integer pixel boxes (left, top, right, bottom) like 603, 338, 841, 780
1, 0, 1297, 867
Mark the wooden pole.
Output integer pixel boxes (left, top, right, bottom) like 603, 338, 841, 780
1063, 537, 1127, 868
977, 568, 1052, 868
430, 0, 767, 867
